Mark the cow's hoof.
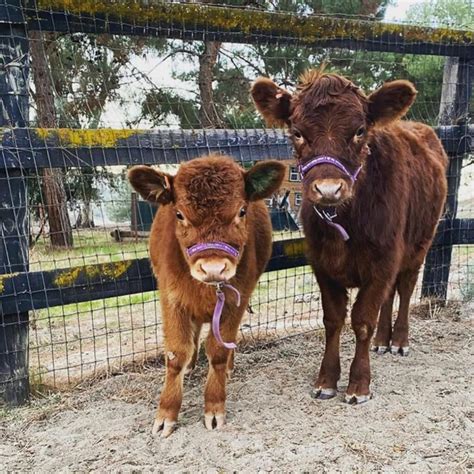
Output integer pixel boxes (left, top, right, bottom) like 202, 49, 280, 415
344, 393, 372, 405
311, 387, 337, 400
372, 345, 389, 355
390, 346, 409, 356
152, 418, 176, 438
204, 412, 225, 430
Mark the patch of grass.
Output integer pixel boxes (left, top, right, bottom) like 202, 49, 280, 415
30, 229, 148, 272
32, 290, 158, 327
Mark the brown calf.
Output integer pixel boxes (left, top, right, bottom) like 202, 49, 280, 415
128, 155, 285, 436
252, 70, 447, 403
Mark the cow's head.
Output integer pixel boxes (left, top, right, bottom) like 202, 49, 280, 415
251, 70, 417, 207
128, 155, 285, 284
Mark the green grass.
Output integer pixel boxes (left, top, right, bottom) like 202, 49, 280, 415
30, 229, 148, 272
33, 290, 158, 326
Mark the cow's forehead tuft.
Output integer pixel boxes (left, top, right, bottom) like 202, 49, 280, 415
174, 155, 245, 213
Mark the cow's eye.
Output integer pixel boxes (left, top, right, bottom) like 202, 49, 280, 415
293, 130, 303, 140
355, 127, 365, 138
239, 207, 247, 218
176, 210, 184, 221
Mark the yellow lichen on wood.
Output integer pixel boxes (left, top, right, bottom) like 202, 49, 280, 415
0, 272, 20, 293
34, 0, 474, 46
35, 128, 139, 148
283, 239, 306, 258
54, 261, 132, 288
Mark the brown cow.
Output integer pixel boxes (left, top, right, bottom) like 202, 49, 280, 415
128, 155, 285, 437
251, 70, 447, 403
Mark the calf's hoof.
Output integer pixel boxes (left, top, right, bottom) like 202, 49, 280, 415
152, 417, 176, 438
390, 345, 409, 356
372, 345, 389, 355
344, 392, 373, 405
311, 387, 337, 400
204, 411, 226, 430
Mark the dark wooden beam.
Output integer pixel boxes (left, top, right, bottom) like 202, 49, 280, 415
0, 238, 307, 314
1, 126, 471, 169
23, 1, 474, 58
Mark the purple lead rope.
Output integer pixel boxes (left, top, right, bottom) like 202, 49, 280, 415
299, 155, 362, 241
213, 283, 241, 349
186, 241, 241, 349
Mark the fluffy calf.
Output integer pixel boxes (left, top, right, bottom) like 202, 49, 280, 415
128, 155, 285, 436
252, 70, 447, 403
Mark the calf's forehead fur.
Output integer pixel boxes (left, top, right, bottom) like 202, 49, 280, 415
174, 156, 245, 217
292, 71, 367, 126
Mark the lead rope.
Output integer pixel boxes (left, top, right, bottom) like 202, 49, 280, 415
212, 283, 241, 349
313, 206, 350, 241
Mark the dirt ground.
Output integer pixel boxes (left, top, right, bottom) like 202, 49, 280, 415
1, 302, 472, 472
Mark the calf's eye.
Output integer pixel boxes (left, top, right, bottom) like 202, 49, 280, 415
355, 127, 365, 138
239, 207, 247, 218
176, 210, 185, 221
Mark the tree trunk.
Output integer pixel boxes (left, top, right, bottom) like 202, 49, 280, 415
198, 39, 224, 128
29, 31, 73, 248
76, 201, 94, 229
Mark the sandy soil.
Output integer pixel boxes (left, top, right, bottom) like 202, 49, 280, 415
1, 303, 472, 472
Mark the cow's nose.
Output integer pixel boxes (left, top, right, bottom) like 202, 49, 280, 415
313, 180, 344, 200
200, 261, 227, 281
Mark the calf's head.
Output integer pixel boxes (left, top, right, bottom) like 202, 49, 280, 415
252, 70, 417, 207
128, 155, 285, 284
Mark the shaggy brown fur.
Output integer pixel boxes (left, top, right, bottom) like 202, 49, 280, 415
128, 155, 285, 436
252, 71, 447, 403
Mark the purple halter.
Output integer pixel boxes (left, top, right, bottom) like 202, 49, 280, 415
299, 155, 362, 183
299, 155, 362, 241
187, 242, 240, 259
186, 241, 241, 349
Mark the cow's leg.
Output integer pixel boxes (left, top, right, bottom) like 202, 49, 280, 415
204, 308, 242, 430
391, 269, 418, 356
227, 348, 235, 379
313, 275, 348, 400
153, 306, 194, 438
372, 284, 396, 355
346, 281, 388, 404
185, 321, 202, 374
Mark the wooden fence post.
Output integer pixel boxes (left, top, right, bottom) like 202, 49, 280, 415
0, 0, 30, 405
422, 58, 473, 300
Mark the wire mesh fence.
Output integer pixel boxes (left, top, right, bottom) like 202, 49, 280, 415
0, 0, 473, 402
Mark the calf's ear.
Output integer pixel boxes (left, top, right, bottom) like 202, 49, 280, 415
368, 80, 417, 126
245, 160, 286, 201
128, 165, 173, 205
251, 77, 292, 127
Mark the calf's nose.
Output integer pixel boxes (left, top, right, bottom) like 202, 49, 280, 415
313, 180, 344, 201
200, 261, 227, 281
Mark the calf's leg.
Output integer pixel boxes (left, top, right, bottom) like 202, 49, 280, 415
185, 321, 202, 374
391, 269, 418, 356
313, 275, 348, 400
204, 307, 243, 430
347, 281, 389, 404
372, 284, 396, 354
153, 305, 194, 438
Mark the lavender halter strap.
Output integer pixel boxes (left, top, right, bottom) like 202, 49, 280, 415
299, 155, 362, 241
186, 241, 241, 349
187, 242, 240, 258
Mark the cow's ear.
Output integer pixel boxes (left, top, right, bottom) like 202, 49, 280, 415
128, 165, 173, 205
368, 80, 417, 126
251, 77, 292, 127
245, 160, 286, 201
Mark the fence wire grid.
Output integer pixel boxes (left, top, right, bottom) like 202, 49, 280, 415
0, 0, 473, 401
